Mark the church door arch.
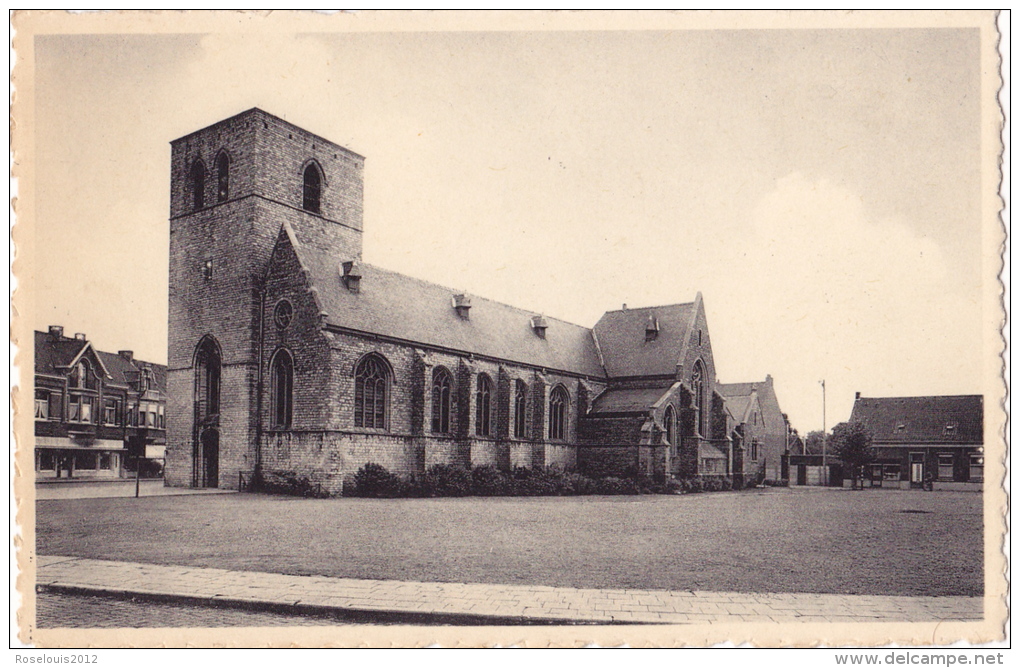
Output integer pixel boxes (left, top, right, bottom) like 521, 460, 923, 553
199, 428, 219, 488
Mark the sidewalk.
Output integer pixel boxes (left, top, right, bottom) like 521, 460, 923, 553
35, 556, 983, 626
35, 480, 237, 500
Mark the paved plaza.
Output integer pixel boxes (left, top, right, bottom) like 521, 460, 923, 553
35, 556, 983, 626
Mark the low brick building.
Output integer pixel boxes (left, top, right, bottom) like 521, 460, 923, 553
34, 327, 167, 479
165, 109, 779, 494
848, 394, 984, 490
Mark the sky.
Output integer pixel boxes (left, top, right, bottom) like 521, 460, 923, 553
24, 18, 992, 434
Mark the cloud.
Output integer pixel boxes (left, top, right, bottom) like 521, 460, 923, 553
707, 172, 973, 431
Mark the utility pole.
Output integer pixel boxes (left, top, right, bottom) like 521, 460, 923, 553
820, 379, 827, 484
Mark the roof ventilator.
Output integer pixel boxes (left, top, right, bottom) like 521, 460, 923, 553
531, 315, 548, 339
452, 294, 472, 320
340, 260, 362, 293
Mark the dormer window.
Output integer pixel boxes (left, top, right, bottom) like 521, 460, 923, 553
943, 422, 958, 436
303, 163, 322, 213
894, 424, 906, 434
645, 314, 659, 342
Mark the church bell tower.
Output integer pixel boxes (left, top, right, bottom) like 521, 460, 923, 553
164, 109, 364, 489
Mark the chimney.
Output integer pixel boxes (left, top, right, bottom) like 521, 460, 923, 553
766, 374, 773, 385
644, 313, 659, 342
530, 315, 548, 339
48, 325, 63, 340
621, 303, 628, 310
855, 391, 861, 400
118, 350, 134, 362
340, 260, 362, 293
74, 333, 87, 341
452, 294, 472, 320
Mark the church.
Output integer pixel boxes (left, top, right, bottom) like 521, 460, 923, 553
165, 109, 787, 495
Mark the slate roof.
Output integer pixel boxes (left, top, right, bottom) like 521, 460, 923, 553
590, 387, 671, 414
286, 224, 605, 377
592, 303, 697, 378
849, 395, 983, 446
34, 331, 86, 375
36, 331, 168, 391
723, 393, 754, 423
718, 382, 758, 398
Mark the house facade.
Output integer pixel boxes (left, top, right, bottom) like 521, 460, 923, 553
34, 327, 167, 479
164, 109, 778, 494
718, 376, 792, 483
848, 394, 984, 490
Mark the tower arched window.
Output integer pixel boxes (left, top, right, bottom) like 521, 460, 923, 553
302, 163, 322, 213
664, 404, 677, 451
431, 367, 452, 434
513, 380, 528, 438
692, 360, 706, 436
549, 386, 568, 441
475, 374, 493, 437
194, 336, 221, 419
190, 160, 206, 211
354, 355, 388, 430
216, 152, 229, 202
270, 349, 294, 429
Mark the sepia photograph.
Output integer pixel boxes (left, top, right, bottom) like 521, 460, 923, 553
11, 10, 1007, 650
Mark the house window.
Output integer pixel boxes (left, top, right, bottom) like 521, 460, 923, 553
664, 404, 677, 453
127, 402, 137, 427
103, 398, 119, 425
431, 367, 452, 434
549, 386, 568, 441
302, 163, 322, 213
34, 390, 49, 420
68, 395, 94, 423
37, 450, 56, 471
70, 359, 96, 390
938, 454, 955, 481
158, 404, 165, 429
99, 452, 113, 470
216, 152, 229, 202
76, 451, 97, 470
969, 455, 983, 482
513, 380, 528, 438
191, 160, 206, 210
476, 374, 493, 437
354, 355, 388, 430
48, 392, 62, 420
270, 349, 294, 428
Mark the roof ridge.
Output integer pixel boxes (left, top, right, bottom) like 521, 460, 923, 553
602, 300, 696, 314
345, 260, 596, 331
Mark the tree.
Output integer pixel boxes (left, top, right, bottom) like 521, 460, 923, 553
829, 421, 875, 489
803, 430, 826, 455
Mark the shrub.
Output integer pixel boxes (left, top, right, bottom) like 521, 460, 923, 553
421, 464, 474, 497
351, 463, 404, 498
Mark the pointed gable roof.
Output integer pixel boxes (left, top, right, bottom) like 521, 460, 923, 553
279, 220, 605, 377
850, 395, 983, 446
592, 300, 698, 378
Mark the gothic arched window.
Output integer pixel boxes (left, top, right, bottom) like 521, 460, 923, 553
302, 163, 322, 213
270, 349, 294, 429
513, 380, 528, 438
549, 386, 568, 441
216, 152, 229, 202
431, 367, 452, 434
191, 160, 206, 211
194, 336, 221, 419
475, 373, 493, 437
692, 360, 706, 436
354, 355, 388, 430
664, 404, 677, 450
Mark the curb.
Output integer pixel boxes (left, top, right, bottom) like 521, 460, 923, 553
37, 583, 641, 626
